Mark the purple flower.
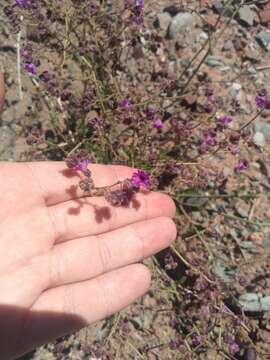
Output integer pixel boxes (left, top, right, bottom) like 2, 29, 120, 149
16, 0, 26, 7
119, 98, 130, 110
234, 159, 248, 174
135, 0, 144, 21
217, 115, 233, 129
73, 159, 90, 173
66, 150, 91, 176
169, 338, 185, 352
229, 342, 240, 355
153, 118, 164, 129
131, 170, 150, 190
23, 62, 36, 75
203, 129, 216, 147
191, 333, 201, 347
255, 95, 270, 109
136, 0, 144, 6
20, 48, 29, 59
136, 0, 144, 11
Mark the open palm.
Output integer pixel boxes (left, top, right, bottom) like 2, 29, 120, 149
0, 75, 176, 359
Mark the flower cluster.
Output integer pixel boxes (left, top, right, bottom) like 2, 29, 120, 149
125, 0, 144, 25
65, 151, 151, 206
255, 89, 270, 109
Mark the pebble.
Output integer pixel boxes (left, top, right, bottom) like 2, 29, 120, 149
197, 31, 208, 44
168, 12, 196, 39
222, 39, 233, 51
206, 56, 223, 67
229, 82, 242, 97
255, 31, 270, 50
253, 131, 266, 148
237, 5, 256, 27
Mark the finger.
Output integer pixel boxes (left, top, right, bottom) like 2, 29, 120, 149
26, 161, 136, 205
48, 191, 176, 243
45, 217, 176, 288
19, 264, 150, 356
0, 72, 5, 111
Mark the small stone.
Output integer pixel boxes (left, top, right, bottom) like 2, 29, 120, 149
202, 14, 218, 30
212, 1, 235, 17
237, 5, 255, 27
255, 31, 270, 50
247, 66, 257, 75
236, 207, 249, 218
254, 122, 270, 142
229, 82, 242, 97
222, 39, 234, 51
244, 47, 260, 63
253, 132, 265, 148
155, 12, 172, 33
259, 9, 270, 25
206, 56, 223, 67
197, 31, 208, 44
168, 12, 196, 39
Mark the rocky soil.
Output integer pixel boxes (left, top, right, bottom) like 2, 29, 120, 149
1, 1, 270, 359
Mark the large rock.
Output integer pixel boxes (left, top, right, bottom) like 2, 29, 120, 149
168, 12, 196, 39
156, 12, 172, 34
259, 8, 270, 25
254, 121, 270, 142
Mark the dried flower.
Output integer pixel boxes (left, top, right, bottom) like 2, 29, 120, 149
164, 252, 178, 270
131, 170, 150, 190
105, 189, 133, 207
169, 338, 185, 351
79, 178, 94, 192
26, 127, 43, 145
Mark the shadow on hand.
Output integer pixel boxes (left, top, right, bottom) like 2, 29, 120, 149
0, 304, 87, 360
60, 167, 144, 224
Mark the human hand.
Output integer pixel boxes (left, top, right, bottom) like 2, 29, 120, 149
0, 76, 176, 360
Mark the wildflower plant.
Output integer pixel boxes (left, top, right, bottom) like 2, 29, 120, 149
4, 0, 269, 358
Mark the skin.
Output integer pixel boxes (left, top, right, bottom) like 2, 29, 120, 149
0, 74, 176, 359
